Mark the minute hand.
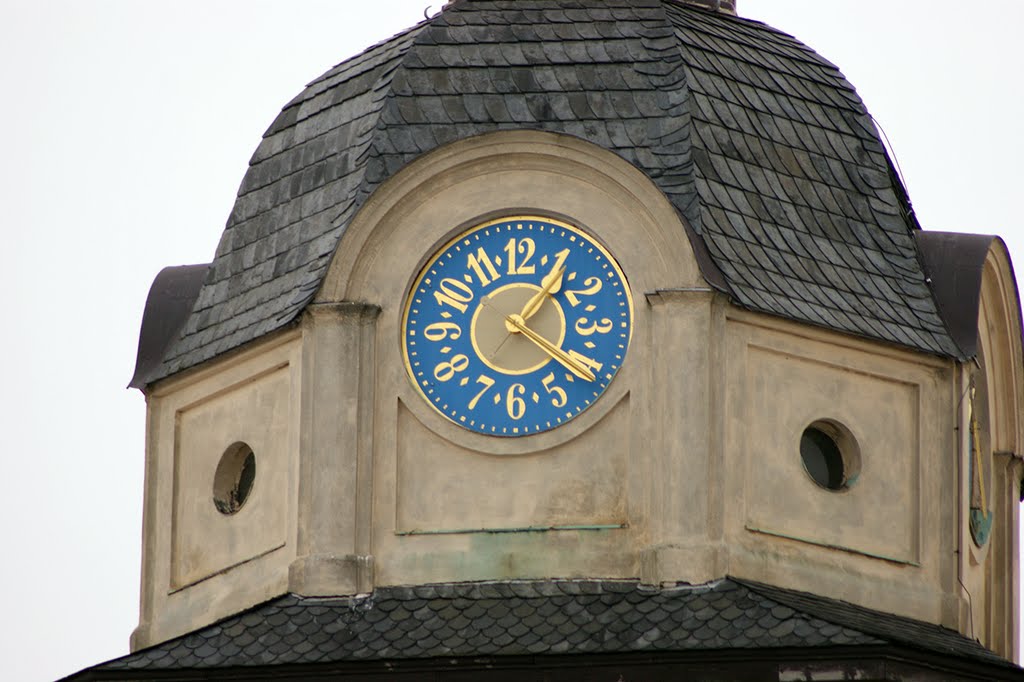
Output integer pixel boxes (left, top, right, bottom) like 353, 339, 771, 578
503, 314, 595, 382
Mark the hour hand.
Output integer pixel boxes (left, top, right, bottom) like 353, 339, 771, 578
518, 248, 570, 322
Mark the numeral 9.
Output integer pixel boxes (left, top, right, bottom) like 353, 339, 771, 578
423, 321, 462, 341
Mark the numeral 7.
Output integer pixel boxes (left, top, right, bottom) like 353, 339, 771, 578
468, 375, 496, 410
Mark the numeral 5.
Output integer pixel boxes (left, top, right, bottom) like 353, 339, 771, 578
542, 372, 567, 407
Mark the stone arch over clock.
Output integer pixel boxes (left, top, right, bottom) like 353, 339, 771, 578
312, 130, 715, 588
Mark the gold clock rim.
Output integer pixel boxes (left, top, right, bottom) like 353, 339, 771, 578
401, 214, 635, 434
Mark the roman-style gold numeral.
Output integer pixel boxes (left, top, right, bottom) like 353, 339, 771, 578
541, 372, 567, 407
468, 375, 495, 410
467, 247, 501, 287
434, 354, 469, 382
504, 237, 536, 275
575, 317, 613, 336
433, 277, 474, 313
564, 276, 602, 306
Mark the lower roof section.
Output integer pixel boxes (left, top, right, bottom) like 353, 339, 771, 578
64, 577, 1022, 680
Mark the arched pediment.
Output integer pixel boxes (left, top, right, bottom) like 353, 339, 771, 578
317, 130, 709, 305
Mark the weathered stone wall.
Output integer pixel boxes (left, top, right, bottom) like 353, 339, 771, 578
133, 132, 1020, 660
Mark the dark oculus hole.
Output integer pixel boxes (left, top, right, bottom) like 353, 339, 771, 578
213, 443, 257, 515
800, 427, 846, 490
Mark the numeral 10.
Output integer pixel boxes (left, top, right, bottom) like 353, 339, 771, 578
433, 278, 474, 313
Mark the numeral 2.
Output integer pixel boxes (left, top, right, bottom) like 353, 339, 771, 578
564, 276, 602, 306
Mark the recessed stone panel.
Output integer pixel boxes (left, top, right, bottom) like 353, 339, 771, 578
171, 366, 291, 589
396, 394, 629, 534
742, 344, 920, 565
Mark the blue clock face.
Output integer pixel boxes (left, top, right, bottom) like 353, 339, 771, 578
402, 216, 633, 436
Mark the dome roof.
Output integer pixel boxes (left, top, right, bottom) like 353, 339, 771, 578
147, 0, 958, 384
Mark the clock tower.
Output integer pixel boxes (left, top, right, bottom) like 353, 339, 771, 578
71, 1, 1024, 679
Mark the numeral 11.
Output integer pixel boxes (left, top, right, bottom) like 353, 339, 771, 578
467, 247, 501, 287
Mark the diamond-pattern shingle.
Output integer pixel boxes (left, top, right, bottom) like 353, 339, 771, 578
147, 0, 959, 385
84, 578, 1016, 674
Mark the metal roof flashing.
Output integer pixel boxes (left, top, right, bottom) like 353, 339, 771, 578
129, 264, 209, 390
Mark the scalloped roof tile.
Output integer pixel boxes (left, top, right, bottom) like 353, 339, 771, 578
71, 578, 1019, 676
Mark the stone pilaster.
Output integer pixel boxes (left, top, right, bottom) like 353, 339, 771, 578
289, 302, 380, 596
640, 289, 725, 585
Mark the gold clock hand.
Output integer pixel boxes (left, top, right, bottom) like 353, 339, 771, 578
480, 295, 592, 379
517, 248, 570, 323
504, 314, 595, 382
515, 265, 565, 325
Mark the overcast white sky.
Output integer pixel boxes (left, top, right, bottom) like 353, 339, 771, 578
1, 2, 1022, 680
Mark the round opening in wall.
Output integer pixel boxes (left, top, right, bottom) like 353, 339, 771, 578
213, 442, 256, 515
799, 421, 860, 491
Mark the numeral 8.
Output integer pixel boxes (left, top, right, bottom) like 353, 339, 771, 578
434, 354, 470, 382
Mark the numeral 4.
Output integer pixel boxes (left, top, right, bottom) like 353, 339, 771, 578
567, 350, 603, 373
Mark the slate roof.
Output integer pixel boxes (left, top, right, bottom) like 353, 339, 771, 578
669, 7, 954, 355
70, 578, 1019, 676
146, 0, 959, 384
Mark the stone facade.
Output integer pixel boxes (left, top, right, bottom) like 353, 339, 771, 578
132, 132, 1023, 664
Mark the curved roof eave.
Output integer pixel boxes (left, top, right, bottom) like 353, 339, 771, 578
130, 264, 210, 389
